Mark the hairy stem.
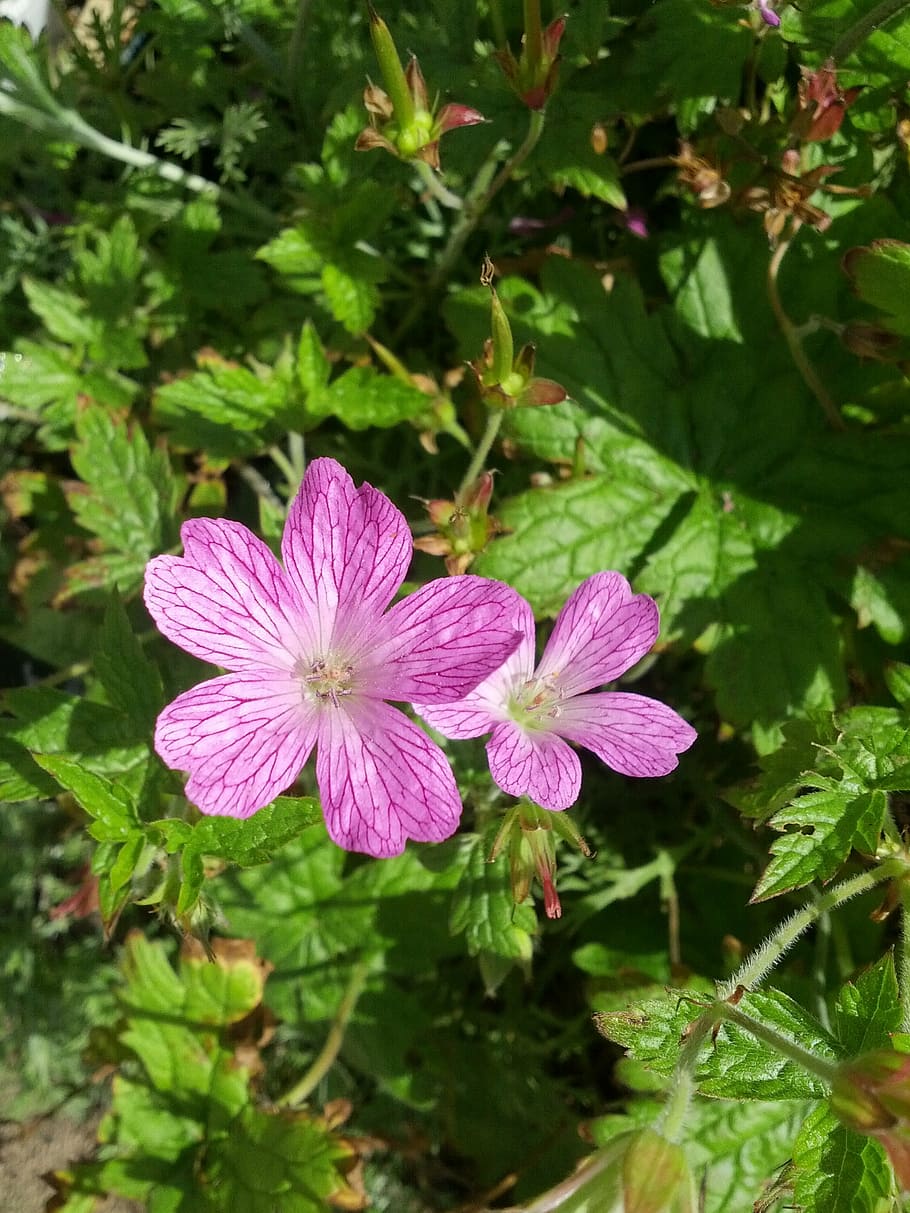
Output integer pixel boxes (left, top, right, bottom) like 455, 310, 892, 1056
900, 882, 910, 1033
658, 1014, 715, 1142
277, 959, 370, 1108
717, 1003, 840, 1085
717, 859, 906, 1001
767, 225, 844, 431
829, 0, 910, 63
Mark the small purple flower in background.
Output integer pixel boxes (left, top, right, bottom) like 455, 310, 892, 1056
416, 573, 696, 811
756, 0, 780, 27
144, 458, 521, 858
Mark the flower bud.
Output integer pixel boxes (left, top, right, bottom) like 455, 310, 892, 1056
622, 1129, 696, 1213
490, 801, 591, 920
412, 472, 500, 575
357, 6, 485, 168
470, 267, 568, 409
831, 1049, 910, 1190
495, 3, 567, 110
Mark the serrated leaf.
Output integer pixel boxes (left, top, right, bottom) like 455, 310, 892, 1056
153, 361, 297, 458
792, 1104, 894, 1213
296, 321, 330, 396
700, 989, 838, 1101
752, 787, 887, 902
475, 468, 687, 617
31, 755, 141, 841
835, 953, 902, 1055
68, 408, 178, 561
308, 365, 428, 431
321, 259, 377, 333
0, 737, 59, 802
203, 1103, 359, 1212
93, 593, 163, 731
450, 833, 537, 959
21, 277, 97, 345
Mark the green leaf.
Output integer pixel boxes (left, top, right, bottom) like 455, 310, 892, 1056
30, 755, 141, 841
68, 407, 178, 565
751, 787, 888, 902
21, 277, 97, 345
834, 953, 902, 1055
296, 321, 331, 396
843, 241, 910, 336
886, 663, 910, 709
699, 989, 838, 1101
0, 738, 59, 803
93, 593, 163, 732
203, 1103, 358, 1212
686, 1099, 815, 1213
792, 1104, 894, 1213
308, 365, 429, 431
449, 832, 537, 960
474, 468, 687, 618
154, 360, 297, 458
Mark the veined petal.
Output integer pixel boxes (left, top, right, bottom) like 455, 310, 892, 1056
315, 699, 461, 857
144, 518, 310, 672
486, 721, 581, 810
155, 672, 318, 817
553, 692, 697, 778
414, 591, 536, 734
536, 572, 659, 696
362, 576, 526, 704
281, 458, 412, 655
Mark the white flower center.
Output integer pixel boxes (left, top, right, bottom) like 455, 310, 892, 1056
509, 672, 563, 729
298, 656, 355, 706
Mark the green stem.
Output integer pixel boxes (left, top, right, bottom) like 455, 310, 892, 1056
658, 1014, 715, 1142
767, 225, 844, 431
277, 959, 370, 1107
288, 0, 312, 91
717, 1003, 840, 1085
268, 443, 299, 489
287, 431, 307, 486
0, 93, 278, 228
236, 462, 284, 514
829, 0, 910, 62
489, 0, 507, 47
717, 859, 906, 1001
414, 159, 464, 210
456, 410, 504, 500
813, 901, 833, 1032
900, 882, 910, 1033
432, 106, 546, 291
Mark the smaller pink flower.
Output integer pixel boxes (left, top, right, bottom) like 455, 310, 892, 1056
416, 574, 696, 810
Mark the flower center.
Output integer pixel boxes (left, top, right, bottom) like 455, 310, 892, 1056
510, 673, 563, 728
299, 656, 355, 706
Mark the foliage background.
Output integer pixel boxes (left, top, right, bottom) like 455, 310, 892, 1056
2, 0, 910, 1209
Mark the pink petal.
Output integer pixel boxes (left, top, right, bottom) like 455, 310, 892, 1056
435, 103, 486, 133
281, 458, 412, 655
553, 692, 697, 778
486, 721, 581, 810
155, 672, 318, 817
414, 591, 536, 734
536, 572, 659, 696
315, 699, 462, 857
144, 519, 311, 672
362, 576, 525, 704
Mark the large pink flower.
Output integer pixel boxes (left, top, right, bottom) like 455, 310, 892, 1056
416, 573, 696, 811
143, 458, 521, 857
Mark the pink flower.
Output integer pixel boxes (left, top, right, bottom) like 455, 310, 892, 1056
416, 573, 696, 810
143, 458, 521, 857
